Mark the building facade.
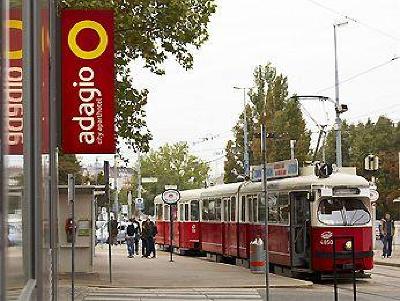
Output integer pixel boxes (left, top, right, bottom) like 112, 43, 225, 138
1, 0, 59, 299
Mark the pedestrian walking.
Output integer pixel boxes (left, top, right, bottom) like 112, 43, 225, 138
109, 217, 118, 246
380, 213, 395, 258
132, 217, 141, 255
143, 217, 158, 258
125, 219, 136, 258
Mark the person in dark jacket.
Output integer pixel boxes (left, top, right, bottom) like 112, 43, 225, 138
142, 217, 157, 258
132, 217, 141, 255
125, 219, 136, 257
141, 219, 148, 257
380, 213, 395, 258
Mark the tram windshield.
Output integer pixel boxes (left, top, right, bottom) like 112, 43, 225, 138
318, 198, 370, 226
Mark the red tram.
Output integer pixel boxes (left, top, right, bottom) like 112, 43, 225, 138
154, 166, 373, 278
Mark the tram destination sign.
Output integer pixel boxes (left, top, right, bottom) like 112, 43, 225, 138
61, 10, 115, 154
161, 189, 180, 205
251, 159, 299, 182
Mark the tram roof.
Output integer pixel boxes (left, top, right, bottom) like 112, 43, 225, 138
200, 182, 243, 198
240, 172, 369, 194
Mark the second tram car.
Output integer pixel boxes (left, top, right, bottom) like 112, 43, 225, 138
154, 166, 373, 277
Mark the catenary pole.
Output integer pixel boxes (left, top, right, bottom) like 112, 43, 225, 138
334, 23, 344, 168
261, 124, 269, 301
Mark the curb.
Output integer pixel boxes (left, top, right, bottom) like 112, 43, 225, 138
374, 261, 400, 268
80, 282, 313, 289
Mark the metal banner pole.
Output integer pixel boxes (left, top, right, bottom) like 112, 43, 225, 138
333, 237, 338, 301
352, 237, 357, 301
68, 174, 75, 301
261, 124, 269, 301
104, 161, 112, 283
170, 205, 173, 262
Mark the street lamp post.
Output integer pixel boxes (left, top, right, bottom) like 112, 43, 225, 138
333, 21, 348, 168
234, 86, 251, 177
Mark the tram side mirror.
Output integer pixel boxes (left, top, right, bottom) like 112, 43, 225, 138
314, 163, 333, 178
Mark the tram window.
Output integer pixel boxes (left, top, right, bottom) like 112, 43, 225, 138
164, 205, 170, 221
241, 196, 246, 222
223, 199, 229, 222
247, 196, 253, 222
318, 198, 370, 226
179, 204, 184, 221
258, 194, 266, 222
266, 193, 289, 224
171, 206, 178, 221
230, 197, 236, 221
156, 204, 163, 220
191, 200, 200, 221
208, 199, 216, 220
185, 204, 189, 221
215, 199, 222, 220
202, 199, 209, 221
252, 197, 257, 222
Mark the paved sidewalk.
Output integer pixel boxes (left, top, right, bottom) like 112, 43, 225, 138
374, 240, 400, 267
58, 245, 312, 300
60, 246, 312, 288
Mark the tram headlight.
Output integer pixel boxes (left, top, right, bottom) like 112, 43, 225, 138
344, 240, 352, 251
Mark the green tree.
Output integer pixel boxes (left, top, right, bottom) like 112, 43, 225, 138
132, 143, 209, 214
324, 116, 400, 218
61, 0, 217, 151
58, 152, 83, 184
224, 63, 311, 183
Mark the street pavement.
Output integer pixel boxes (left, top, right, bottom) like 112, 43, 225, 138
58, 244, 400, 300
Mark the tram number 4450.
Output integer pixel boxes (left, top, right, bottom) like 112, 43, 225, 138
320, 239, 333, 245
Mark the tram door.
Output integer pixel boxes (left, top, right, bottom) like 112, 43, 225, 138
290, 192, 311, 268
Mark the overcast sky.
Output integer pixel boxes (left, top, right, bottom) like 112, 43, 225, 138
84, 0, 400, 178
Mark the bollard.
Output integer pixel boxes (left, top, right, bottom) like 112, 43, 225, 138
250, 237, 266, 273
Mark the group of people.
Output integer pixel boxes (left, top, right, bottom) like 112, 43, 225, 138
379, 213, 395, 258
125, 217, 158, 258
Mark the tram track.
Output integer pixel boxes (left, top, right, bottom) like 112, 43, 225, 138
313, 269, 400, 301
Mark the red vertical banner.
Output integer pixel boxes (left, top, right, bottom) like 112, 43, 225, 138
61, 10, 115, 154
7, 9, 23, 155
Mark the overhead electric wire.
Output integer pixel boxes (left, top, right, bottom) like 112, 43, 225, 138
316, 56, 399, 94
305, 0, 400, 43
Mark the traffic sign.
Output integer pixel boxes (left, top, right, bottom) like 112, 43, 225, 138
161, 189, 180, 205
142, 177, 158, 183
370, 190, 379, 202
135, 197, 144, 210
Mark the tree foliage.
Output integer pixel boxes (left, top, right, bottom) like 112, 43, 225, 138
224, 63, 311, 183
132, 143, 209, 214
61, 0, 217, 152
324, 116, 400, 218
58, 152, 83, 184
